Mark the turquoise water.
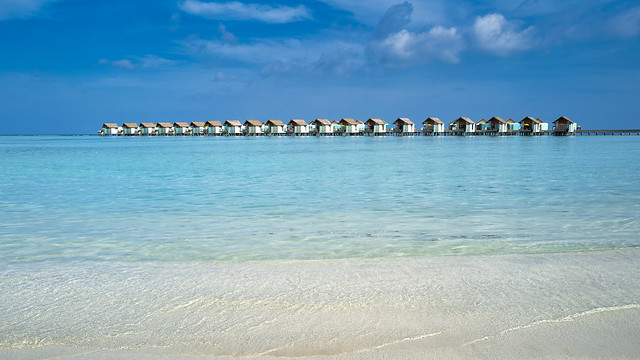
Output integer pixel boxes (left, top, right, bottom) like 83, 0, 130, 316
1, 135, 639, 262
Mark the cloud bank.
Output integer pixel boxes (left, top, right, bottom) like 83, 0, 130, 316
178, 0, 311, 23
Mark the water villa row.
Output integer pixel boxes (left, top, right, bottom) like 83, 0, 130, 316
99, 116, 585, 136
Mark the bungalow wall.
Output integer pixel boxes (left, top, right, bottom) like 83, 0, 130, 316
226, 125, 242, 134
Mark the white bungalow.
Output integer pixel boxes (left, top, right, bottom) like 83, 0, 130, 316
553, 116, 578, 133
519, 116, 548, 132
365, 118, 387, 133
505, 118, 520, 131
423, 117, 444, 133
139, 122, 156, 135
394, 118, 415, 133
122, 123, 139, 135
190, 122, 205, 135
310, 119, 333, 134
173, 122, 190, 135
339, 118, 359, 133
156, 122, 173, 135
449, 117, 476, 133
288, 119, 309, 134
244, 120, 263, 134
264, 119, 285, 134
224, 120, 243, 134
102, 123, 119, 135
475, 119, 489, 131
205, 120, 223, 134
487, 117, 507, 132
332, 120, 341, 132
356, 120, 365, 132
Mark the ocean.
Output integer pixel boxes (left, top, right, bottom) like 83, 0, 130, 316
1, 135, 639, 358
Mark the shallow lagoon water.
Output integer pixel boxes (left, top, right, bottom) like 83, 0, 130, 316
1, 135, 639, 358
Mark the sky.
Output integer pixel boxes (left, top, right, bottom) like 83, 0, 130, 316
0, 0, 639, 134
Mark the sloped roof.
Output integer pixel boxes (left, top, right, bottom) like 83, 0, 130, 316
339, 118, 357, 125
554, 116, 574, 124
355, 120, 363, 124
140, 122, 156, 128
122, 123, 138, 128
264, 119, 285, 126
520, 116, 542, 124
244, 120, 263, 126
156, 122, 173, 128
394, 118, 414, 125
224, 120, 242, 126
475, 119, 487, 124
288, 119, 308, 126
174, 122, 189, 127
205, 120, 223, 127
424, 117, 443, 124
190, 122, 205, 127
366, 118, 387, 125
449, 117, 473, 125
102, 123, 118, 128
488, 116, 506, 123
311, 118, 331, 125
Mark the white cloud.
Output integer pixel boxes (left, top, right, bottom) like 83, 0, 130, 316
178, 0, 311, 23
472, 13, 536, 55
99, 56, 175, 70
373, 26, 464, 64
316, 0, 447, 27
607, 7, 640, 38
0, 0, 60, 21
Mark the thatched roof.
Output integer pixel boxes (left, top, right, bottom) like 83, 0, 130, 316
394, 118, 414, 125
122, 123, 138, 128
156, 122, 173, 128
520, 116, 542, 124
102, 123, 118, 129
554, 116, 574, 124
288, 119, 308, 126
450, 117, 473, 125
224, 120, 242, 127
264, 119, 284, 126
339, 118, 357, 125
356, 120, 364, 124
140, 122, 156, 128
190, 122, 205, 127
424, 117, 443, 124
310, 118, 331, 126
488, 116, 506, 123
475, 119, 487, 124
366, 118, 387, 125
244, 120, 263, 126
174, 122, 189, 128
205, 120, 223, 127
332, 120, 339, 125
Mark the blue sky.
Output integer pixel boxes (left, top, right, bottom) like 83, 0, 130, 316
1, 0, 639, 134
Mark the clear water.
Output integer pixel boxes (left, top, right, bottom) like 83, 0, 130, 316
1, 135, 639, 262
1, 135, 640, 358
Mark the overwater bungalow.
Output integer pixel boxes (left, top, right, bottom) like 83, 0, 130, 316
205, 120, 223, 134
173, 122, 190, 135
122, 123, 139, 135
244, 120, 263, 134
102, 123, 119, 135
339, 118, 359, 134
190, 122, 205, 135
423, 117, 444, 133
356, 120, 365, 132
365, 118, 387, 133
156, 122, 173, 135
224, 120, 243, 134
264, 119, 285, 134
520, 116, 548, 132
288, 119, 309, 134
139, 122, 156, 135
475, 119, 488, 131
553, 116, 577, 133
310, 119, 333, 134
487, 117, 507, 132
505, 118, 520, 132
449, 117, 476, 133
331, 120, 341, 133
394, 118, 415, 133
